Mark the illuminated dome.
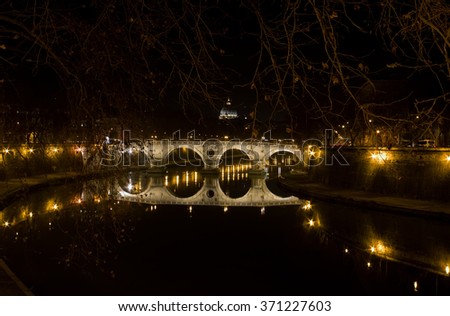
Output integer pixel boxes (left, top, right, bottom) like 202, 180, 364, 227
219, 97, 238, 120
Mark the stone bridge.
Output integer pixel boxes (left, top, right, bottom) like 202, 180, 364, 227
116, 139, 303, 169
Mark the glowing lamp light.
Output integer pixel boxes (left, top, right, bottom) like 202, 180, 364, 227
29, 212, 33, 218
344, 248, 349, 254
308, 219, 314, 227
446, 265, 449, 275
446, 156, 450, 162
414, 281, 418, 292
28, 148, 34, 153
367, 262, 371, 268
302, 201, 312, 211
370, 246, 375, 253
53, 203, 58, 210
376, 242, 387, 254
371, 152, 387, 162
4, 148, 9, 153
4, 221, 9, 227
189, 206, 193, 213
224, 206, 228, 213
260, 207, 265, 215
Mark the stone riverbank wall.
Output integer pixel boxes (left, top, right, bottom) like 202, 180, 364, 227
307, 147, 450, 202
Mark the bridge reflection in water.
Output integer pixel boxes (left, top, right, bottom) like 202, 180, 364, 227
113, 168, 305, 208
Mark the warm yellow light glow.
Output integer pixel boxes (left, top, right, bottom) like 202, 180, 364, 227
165, 175, 168, 186
370, 152, 387, 162
29, 212, 33, 218
302, 201, 312, 210
308, 219, 314, 227
369, 240, 389, 255
367, 262, 371, 268
53, 203, 58, 210
376, 241, 387, 254
189, 206, 192, 212
414, 281, 418, 291
224, 206, 228, 212
446, 156, 450, 162
224, 135, 229, 140
446, 265, 449, 275
4, 221, 9, 227
4, 148, 9, 153
76, 198, 82, 204
344, 248, 349, 254
28, 148, 34, 153
52, 148, 58, 153
260, 207, 265, 215
376, 130, 380, 134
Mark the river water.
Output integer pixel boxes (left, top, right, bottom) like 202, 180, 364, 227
0, 165, 450, 295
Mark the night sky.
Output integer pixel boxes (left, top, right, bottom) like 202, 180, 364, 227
0, 1, 449, 138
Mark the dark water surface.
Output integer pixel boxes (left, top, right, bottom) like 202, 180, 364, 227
1, 167, 450, 295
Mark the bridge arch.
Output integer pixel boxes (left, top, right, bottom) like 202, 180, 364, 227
163, 145, 204, 167
265, 147, 303, 167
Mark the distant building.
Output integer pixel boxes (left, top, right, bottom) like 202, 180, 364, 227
219, 98, 238, 120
